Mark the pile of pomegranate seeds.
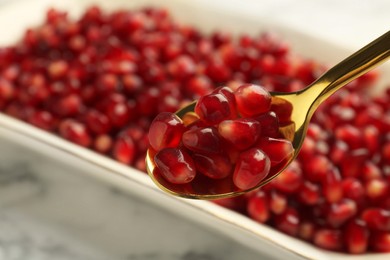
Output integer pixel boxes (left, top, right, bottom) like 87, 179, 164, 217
148, 84, 294, 190
0, 6, 389, 254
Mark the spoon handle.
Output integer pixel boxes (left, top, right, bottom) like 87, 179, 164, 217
305, 30, 390, 107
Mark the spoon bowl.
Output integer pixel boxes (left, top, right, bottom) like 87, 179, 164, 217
146, 30, 390, 199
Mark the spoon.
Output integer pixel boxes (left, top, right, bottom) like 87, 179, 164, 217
146, 30, 390, 200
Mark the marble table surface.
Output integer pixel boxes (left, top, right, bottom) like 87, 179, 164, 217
0, 0, 389, 260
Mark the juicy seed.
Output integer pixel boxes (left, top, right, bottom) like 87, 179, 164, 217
148, 112, 185, 151
195, 93, 235, 125
234, 83, 271, 117
233, 148, 271, 190
193, 153, 232, 179
182, 127, 222, 154
154, 148, 196, 184
218, 118, 261, 150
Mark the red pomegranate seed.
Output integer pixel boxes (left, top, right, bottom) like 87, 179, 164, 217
59, 119, 91, 147
218, 118, 260, 150
271, 161, 302, 194
84, 109, 111, 135
195, 92, 236, 125
148, 112, 185, 151
270, 99, 293, 124
342, 178, 365, 204
302, 154, 333, 182
269, 190, 287, 215
365, 178, 389, 201
322, 167, 343, 203
182, 126, 222, 154
362, 161, 382, 181
335, 125, 363, 149
247, 190, 270, 223
212, 86, 238, 118
313, 229, 343, 251
299, 221, 316, 241
94, 134, 113, 154
298, 181, 320, 205
154, 148, 196, 184
105, 100, 131, 128
340, 149, 369, 178
167, 55, 196, 80
257, 137, 294, 166
234, 83, 271, 117
326, 199, 357, 228
47, 60, 69, 79
329, 141, 348, 165
233, 148, 270, 190
371, 231, 390, 252
274, 207, 300, 236
0, 77, 14, 101
363, 125, 379, 155
362, 208, 390, 231
122, 74, 143, 95
53, 94, 82, 117
345, 219, 369, 254
185, 75, 213, 98
27, 110, 56, 131
193, 153, 231, 179
112, 136, 135, 164
253, 111, 279, 138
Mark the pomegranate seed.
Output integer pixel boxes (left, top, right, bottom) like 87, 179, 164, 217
362, 161, 382, 181
185, 75, 213, 98
148, 112, 185, 151
335, 125, 363, 149
94, 134, 113, 154
342, 178, 365, 204
167, 55, 196, 79
344, 219, 369, 254
195, 93, 236, 125
84, 109, 111, 135
182, 127, 222, 154
112, 136, 135, 164
362, 208, 390, 231
154, 148, 196, 184
47, 60, 69, 79
270, 99, 293, 124
329, 141, 348, 165
59, 119, 91, 147
274, 207, 300, 236
0, 77, 14, 101
340, 149, 369, 178
365, 178, 389, 201
326, 199, 357, 228
271, 161, 302, 194
234, 83, 271, 117
299, 221, 316, 241
298, 181, 320, 205
371, 231, 390, 252
193, 153, 231, 179
247, 191, 270, 223
257, 137, 294, 166
212, 86, 238, 119
253, 111, 279, 138
53, 94, 82, 117
313, 229, 343, 251
218, 118, 260, 150
322, 167, 343, 203
269, 190, 287, 215
233, 148, 270, 190
27, 110, 56, 131
302, 155, 332, 182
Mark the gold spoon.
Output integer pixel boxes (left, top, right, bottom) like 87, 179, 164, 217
146, 30, 390, 200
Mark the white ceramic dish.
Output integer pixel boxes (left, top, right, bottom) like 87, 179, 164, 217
0, 0, 389, 259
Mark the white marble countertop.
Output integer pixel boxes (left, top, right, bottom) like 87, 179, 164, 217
0, 1, 389, 260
